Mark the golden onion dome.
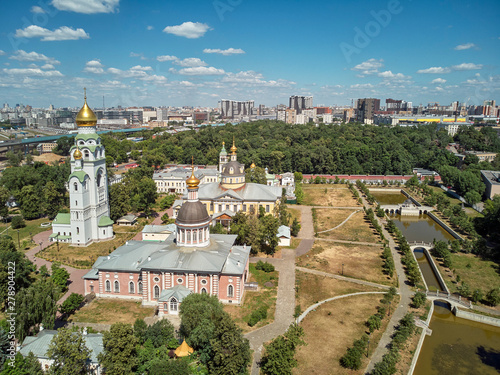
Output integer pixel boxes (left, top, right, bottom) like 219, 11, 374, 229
73, 148, 83, 160
230, 138, 237, 154
186, 169, 200, 189
250, 162, 256, 169
76, 88, 97, 127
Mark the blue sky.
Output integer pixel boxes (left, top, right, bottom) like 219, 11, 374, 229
0, 0, 499, 108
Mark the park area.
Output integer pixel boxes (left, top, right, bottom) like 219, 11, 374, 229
302, 185, 360, 207
293, 293, 394, 375
296, 242, 392, 286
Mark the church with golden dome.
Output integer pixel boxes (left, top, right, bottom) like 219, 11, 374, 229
173, 139, 282, 226
50, 90, 114, 246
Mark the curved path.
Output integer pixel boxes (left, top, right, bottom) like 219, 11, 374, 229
316, 209, 361, 234
296, 292, 388, 323
296, 267, 391, 290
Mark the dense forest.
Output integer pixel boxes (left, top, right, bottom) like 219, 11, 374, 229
101, 121, 500, 176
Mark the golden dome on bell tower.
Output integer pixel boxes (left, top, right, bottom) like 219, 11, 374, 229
186, 157, 200, 188
75, 88, 97, 127
230, 136, 237, 154
73, 148, 83, 160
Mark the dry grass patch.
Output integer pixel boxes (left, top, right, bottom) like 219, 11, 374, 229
288, 207, 302, 224
295, 270, 378, 310
224, 263, 278, 333
70, 299, 154, 324
303, 186, 360, 207
316, 210, 379, 243
112, 223, 145, 233
297, 242, 391, 285
293, 294, 389, 375
38, 232, 135, 268
313, 208, 358, 233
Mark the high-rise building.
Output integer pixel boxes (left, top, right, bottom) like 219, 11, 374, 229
356, 98, 380, 122
483, 100, 496, 116
386, 98, 412, 113
289, 95, 313, 114
219, 99, 254, 118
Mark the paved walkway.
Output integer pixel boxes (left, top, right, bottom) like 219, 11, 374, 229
28, 230, 89, 305
293, 205, 315, 240
245, 249, 297, 375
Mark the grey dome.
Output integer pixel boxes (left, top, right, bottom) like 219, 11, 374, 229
176, 201, 209, 224
222, 161, 245, 177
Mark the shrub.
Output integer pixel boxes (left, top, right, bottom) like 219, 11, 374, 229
339, 335, 368, 370
256, 260, 275, 273
248, 306, 268, 326
59, 293, 85, 315
412, 291, 427, 308
11, 215, 25, 229
471, 289, 483, 303
486, 287, 500, 307
366, 314, 381, 333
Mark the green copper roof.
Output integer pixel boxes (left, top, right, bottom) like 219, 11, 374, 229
69, 171, 89, 183
98, 215, 114, 227
76, 133, 100, 142
220, 144, 227, 155
53, 213, 71, 225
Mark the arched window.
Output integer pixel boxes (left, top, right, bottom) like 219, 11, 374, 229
129, 281, 135, 294
105, 280, 111, 292
75, 212, 78, 220
96, 171, 102, 187
77, 227, 80, 234
201, 288, 207, 294
170, 298, 178, 312
114, 280, 120, 293
154, 285, 160, 299
73, 182, 78, 191
138, 281, 143, 294
228, 285, 234, 298
84, 150, 90, 159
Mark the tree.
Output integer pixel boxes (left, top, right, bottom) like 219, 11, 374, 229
366, 314, 381, 333
0, 352, 43, 375
290, 218, 301, 237
405, 175, 419, 188
339, 335, 369, 370
161, 212, 174, 224
11, 216, 25, 229
109, 182, 131, 221
486, 287, 500, 307
53, 136, 74, 156
159, 194, 177, 210
50, 262, 70, 292
412, 291, 427, 308
6, 151, 23, 168
207, 312, 251, 375
47, 328, 91, 375
98, 323, 138, 375
59, 293, 85, 315
0, 186, 9, 219
245, 166, 266, 185
143, 319, 177, 348
43, 181, 63, 220
133, 318, 148, 345
260, 324, 305, 375
130, 177, 158, 216
16, 185, 42, 220
0, 327, 9, 369
260, 214, 280, 255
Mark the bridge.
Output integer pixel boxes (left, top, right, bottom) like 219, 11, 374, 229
381, 203, 434, 216
424, 290, 472, 310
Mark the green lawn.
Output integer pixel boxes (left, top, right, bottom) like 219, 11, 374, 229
0, 217, 51, 250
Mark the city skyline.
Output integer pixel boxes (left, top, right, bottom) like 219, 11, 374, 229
0, 0, 499, 108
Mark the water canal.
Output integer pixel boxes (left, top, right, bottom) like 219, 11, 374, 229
413, 302, 500, 375
371, 189, 500, 373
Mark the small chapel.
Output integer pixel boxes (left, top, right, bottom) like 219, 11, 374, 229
51, 90, 114, 246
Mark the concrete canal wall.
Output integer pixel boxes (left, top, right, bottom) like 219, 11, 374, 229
453, 307, 500, 328
422, 247, 449, 294
427, 212, 463, 241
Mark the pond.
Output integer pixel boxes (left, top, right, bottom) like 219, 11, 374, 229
414, 301, 500, 375
389, 213, 455, 243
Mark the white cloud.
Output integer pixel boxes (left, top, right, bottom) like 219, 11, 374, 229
177, 66, 225, 75
83, 60, 104, 74
179, 81, 197, 86
203, 48, 245, 56
351, 58, 384, 75
147, 26, 154, 31
350, 83, 374, 89
157, 55, 178, 62
452, 62, 482, 70
431, 78, 447, 84
0, 50, 5, 56
163, 22, 210, 39
41, 64, 56, 70
31, 6, 46, 13
377, 71, 411, 80
129, 52, 146, 60
174, 58, 207, 67
15, 25, 89, 41
10, 50, 60, 64
51, 0, 119, 14
3, 68, 63, 77
130, 65, 153, 71
417, 66, 451, 74
454, 43, 476, 50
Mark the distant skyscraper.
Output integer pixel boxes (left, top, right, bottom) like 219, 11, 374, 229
356, 98, 380, 122
219, 99, 254, 118
289, 95, 313, 114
